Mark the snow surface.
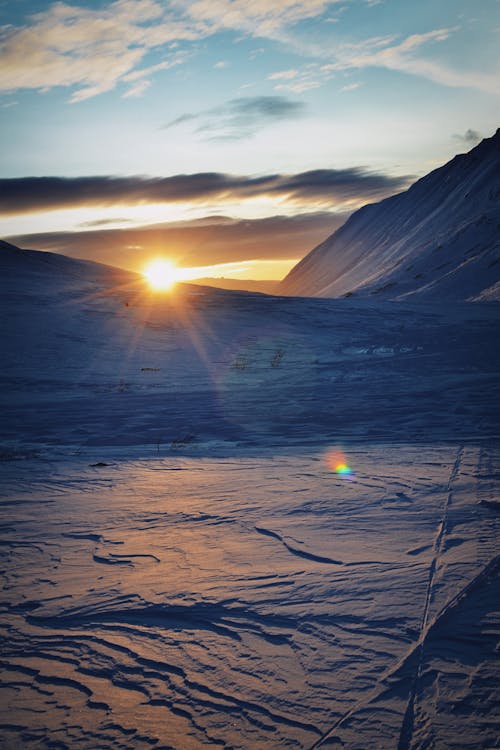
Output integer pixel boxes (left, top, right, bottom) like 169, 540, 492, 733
0, 241, 499, 749
281, 130, 500, 301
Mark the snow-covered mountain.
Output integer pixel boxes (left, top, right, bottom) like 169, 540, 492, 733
281, 129, 500, 300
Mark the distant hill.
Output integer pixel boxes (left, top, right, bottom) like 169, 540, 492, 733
189, 277, 278, 294
0, 239, 279, 296
280, 129, 500, 301
0, 238, 136, 284
1, 238, 499, 450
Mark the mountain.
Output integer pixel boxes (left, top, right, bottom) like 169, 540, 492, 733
280, 129, 500, 301
189, 277, 279, 294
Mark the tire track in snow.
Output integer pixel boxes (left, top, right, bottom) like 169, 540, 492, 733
308, 446, 465, 750
307, 553, 499, 750
396, 445, 463, 750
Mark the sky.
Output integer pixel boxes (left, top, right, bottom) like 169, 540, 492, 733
0, 0, 499, 283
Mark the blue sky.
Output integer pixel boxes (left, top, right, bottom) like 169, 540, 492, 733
0, 0, 499, 278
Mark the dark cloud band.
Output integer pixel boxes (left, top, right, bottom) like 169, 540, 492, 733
6, 213, 346, 269
0, 168, 411, 215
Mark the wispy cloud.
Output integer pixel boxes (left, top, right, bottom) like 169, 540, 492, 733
0, 0, 343, 101
334, 28, 499, 93
268, 69, 300, 81
453, 128, 482, 145
0, 1, 195, 102
274, 27, 500, 95
269, 64, 331, 92
0, 2, 496, 102
122, 79, 151, 98
164, 95, 306, 139
339, 81, 360, 91
249, 47, 266, 60
78, 217, 135, 227
0, 167, 412, 216
177, 0, 343, 37
120, 56, 189, 97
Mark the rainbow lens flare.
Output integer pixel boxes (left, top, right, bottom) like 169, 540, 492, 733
325, 449, 354, 477
335, 463, 352, 475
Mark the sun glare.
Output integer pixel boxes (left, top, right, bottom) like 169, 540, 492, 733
143, 259, 179, 290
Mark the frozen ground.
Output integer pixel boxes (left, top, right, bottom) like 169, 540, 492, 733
0, 244, 499, 748
1, 447, 499, 749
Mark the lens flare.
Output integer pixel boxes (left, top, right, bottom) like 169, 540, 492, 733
326, 449, 354, 477
335, 463, 352, 475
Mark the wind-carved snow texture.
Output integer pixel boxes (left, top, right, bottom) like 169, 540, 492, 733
0, 240, 499, 748
0, 449, 498, 749
281, 129, 500, 301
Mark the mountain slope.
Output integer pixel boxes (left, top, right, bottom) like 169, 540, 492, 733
280, 130, 500, 300
2, 239, 499, 450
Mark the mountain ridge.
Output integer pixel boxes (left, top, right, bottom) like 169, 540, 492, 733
280, 129, 500, 301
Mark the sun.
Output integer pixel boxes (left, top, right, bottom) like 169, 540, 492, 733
143, 259, 179, 290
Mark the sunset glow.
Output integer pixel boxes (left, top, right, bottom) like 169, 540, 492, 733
1, 0, 497, 288
143, 259, 179, 290
142, 258, 299, 290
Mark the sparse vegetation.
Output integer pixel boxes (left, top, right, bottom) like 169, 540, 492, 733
271, 349, 285, 367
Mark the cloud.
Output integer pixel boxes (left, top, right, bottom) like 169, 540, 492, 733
329, 28, 499, 94
278, 27, 500, 95
268, 69, 299, 80
453, 128, 481, 145
0, 168, 412, 215
360, 30, 498, 93
1, 2, 495, 103
163, 95, 306, 139
264, 168, 410, 203
249, 47, 266, 59
340, 82, 361, 91
269, 65, 328, 93
0, 1, 198, 101
122, 79, 151, 98
123, 57, 187, 83
273, 80, 322, 93
177, 0, 341, 37
165, 113, 199, 128
0, 0, 343, 101
6, 212, 346, 271
78, 217, 135, 227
